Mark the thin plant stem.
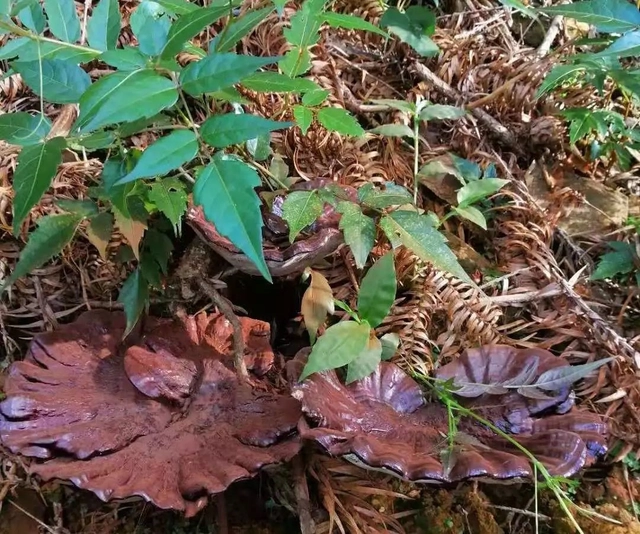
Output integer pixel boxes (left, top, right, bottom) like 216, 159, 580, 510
412, 116, 420, 205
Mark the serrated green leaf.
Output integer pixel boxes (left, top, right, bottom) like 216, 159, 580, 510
323, 12, 388, 37
299, 320, 371, 381
336, 201, 375, 269
76, 69, 178, 133
284, 0, 324, 48
100, 47, 149, 70
359, 182, 412, 208
212, 5, 273, 52
86, 211, 114, 260
241, 71, 320, 93
149, 177, 187, 235
379, 6, 438, 57
536, 64, 587, 98
317, 107, 364, 136
380, 210, 472, 284
302, 89, 330, 106
161, 3, 230, 58
456, 178, 508, 206
453, 205, 487, 230
279, 46, 311, 77
201, 113, 291, 148
18, 1, 45, 33
12, 138, 65, 234
155, 0, 198, 15
180, 52, 278, 95
371, 98, 416, 114
13, 59, 91, 104
599, 30, 640, 59
369, 123, 414, 138
194, 156, 271, 281
116, 130, 198, 184
346, 336, 382, 383
118, 268, 149, 337
357, 251, 396, 328
1, 213, 83, 291
380, 333, 400, 361
44, 0, 81, 43
293, 104, 313, 134
57, 199, 99, 218
131, 1, 172, 57
0, 112, 51, 146
419, 104, 466, 121
540, 0, 640, 34
281, 190, 323, 242
591, 241, 636, 280
87, 0, 121, 51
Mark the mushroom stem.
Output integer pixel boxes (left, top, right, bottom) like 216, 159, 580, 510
198, 279, 249, 381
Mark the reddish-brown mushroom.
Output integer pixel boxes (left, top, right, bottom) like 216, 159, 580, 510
287, 345, 607, 483
187, 180, 356, 277
0, 310, 301, 516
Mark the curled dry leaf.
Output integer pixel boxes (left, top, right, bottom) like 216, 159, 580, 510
0, 310, 301, 516
301, 267, 334, 344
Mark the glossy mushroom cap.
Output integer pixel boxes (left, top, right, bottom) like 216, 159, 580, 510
0, 310, 301, 516
287, 345, 608, 484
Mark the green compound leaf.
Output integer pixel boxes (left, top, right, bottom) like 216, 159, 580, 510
13, 59, 91, 104
293, 104, 313, 134
201, 113, 292, 148
44, 0, 81, 43
87, 0, 121, 51
193, 156, 271, 281
212, 5, 273, 52
316, 107, 364, 136
0, 112, 51, 146
241, 72, 320, 93
149, 177, 188, 236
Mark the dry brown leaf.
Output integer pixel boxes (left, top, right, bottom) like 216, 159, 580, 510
302, 267, 334, 343
113, 209, 146, 260
85, 213, 114, 261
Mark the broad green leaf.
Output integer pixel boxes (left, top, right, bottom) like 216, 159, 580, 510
116, 130, 198, 184
337, 201, 375, 269
293, 104, 313, 134
279, 46, 311, 77
317, 107, 364, 136
12, 138, 65, 233
155, 0, 199, 14
100, 47, 149, 70
13, 59, 91, 104
380, 333, 400, 361
451, 154, 482, 181
241, 71, 320, 93
302, 89, 330, 106
194, 156, 271, 281
57, 199, 99, 218
86, 211, 114, 260
212, 6, 273, 52
357, 251, 396, 328
369, 124, 414, 138
180, 53, 278, 95
536, 64, 587, 98
591, 241, 636, 280
418, 158, 464, 183
323, 12, 388, 37
281, 190, 323, 242
371, 98, 416, 114
380, 210, 472, 284
419, 104, 466, 121
379, 6, 439, 57
0, 38, 32, 60
142, 228, 173, 275
534, 358, 615, 391
76, 69, 178, 133
0, 112, 51, 146
359, 182, 412, 208
1, 213, 83, 291
457, 178, 508, 206
118, 268, 149, 336
272, 0, 286, 15
87, 0, 121, 51
0, 0, 8, 15
161, 3, 230, 58
149, 177, 187, 235
76, 131, 116, 150
0, 38, 101, 63
284, 0, 324, 48
131, 1, 172, 57
599, 30, 640, 59
299, 320, 371, 381
246, 132, 271, 161
540, 0, 640, 34
44, 0, 81, 43
18, 1, 45, 33
452, 205, 487, 230
346, 336, 382, 383
201, 113, 292, 148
